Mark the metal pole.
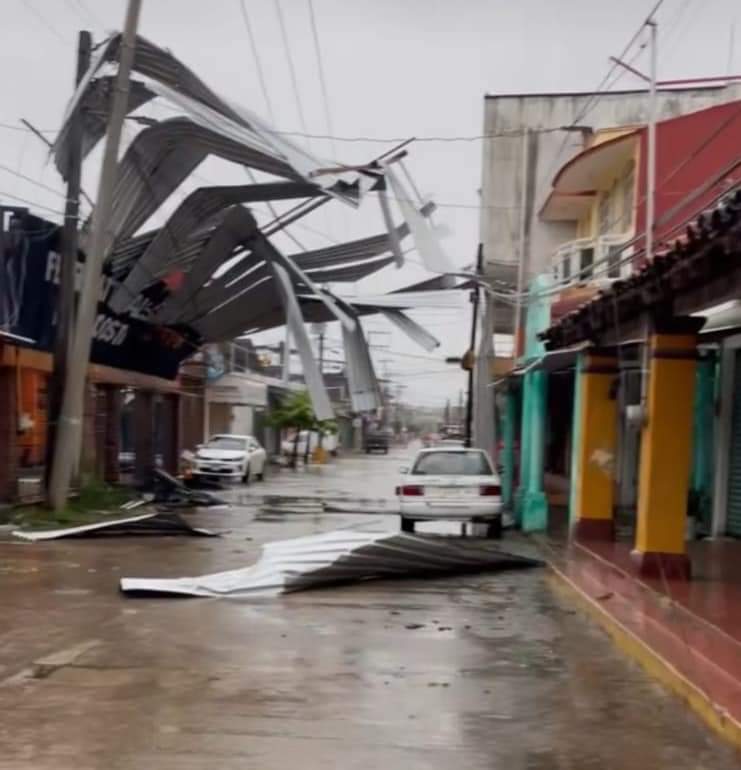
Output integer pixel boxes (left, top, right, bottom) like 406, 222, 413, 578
464, 244, 484, 448
45, 30, 91, 492
640, 21, 658, 417
646, 21, 657, 263
513, 128, 529, 357
48, 1, 142, 511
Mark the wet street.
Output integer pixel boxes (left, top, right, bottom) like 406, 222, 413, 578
0, 449, 737, 769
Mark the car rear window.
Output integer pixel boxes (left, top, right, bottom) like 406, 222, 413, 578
411, 451, 492, 476
206, 437, 247, 450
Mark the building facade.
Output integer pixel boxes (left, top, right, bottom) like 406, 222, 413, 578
501, 94, 741, 568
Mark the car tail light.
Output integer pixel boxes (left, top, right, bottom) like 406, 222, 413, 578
480, 484, 501, 496
399, 485, 424, 497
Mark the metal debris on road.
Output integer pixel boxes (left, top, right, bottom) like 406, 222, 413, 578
13, 512, 219, 541
119, 530, 541, 598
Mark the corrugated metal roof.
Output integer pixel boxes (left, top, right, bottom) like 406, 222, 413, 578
119, 529, 541, 598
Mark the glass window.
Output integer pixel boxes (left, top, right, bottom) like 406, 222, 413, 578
206, 436, 247, 450
579, 247, 594, 280
411, 450, 493, 476
607, 245, 622, 278
562, 254, 571, 284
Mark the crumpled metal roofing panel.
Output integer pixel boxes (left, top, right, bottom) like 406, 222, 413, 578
342, 318, 381, 413
119, 529, 541, 598
380, 309, 440, 352
303, 256, 395, 284
271, 261, 333, 420
54, 34, 366, 205
108, 181, 320, 312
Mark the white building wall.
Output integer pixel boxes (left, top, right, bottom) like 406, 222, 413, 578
480, 84, 741, 284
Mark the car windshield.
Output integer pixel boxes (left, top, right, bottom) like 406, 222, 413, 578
411, 450, 492, 476
205, 437, 247, 451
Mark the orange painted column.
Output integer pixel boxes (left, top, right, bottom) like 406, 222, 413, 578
571, 352, 619, 541
633, 322, 702, 580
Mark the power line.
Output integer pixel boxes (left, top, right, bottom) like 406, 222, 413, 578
269, 126, 565, 143
238, 0, 276, 124
274, 0, 310, 140
544, 0, 666, 182
0, 190, 68, 218
0, 162, 72, 203
307, 0, 337, 161
19, 0, 70, 45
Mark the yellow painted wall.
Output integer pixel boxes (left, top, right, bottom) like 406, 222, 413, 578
588, 126, 641, 148
636, 334, 697, 555
573, 356, 618, 521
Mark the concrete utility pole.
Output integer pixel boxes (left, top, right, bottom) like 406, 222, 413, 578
513, 128, 530, 356
48, 0, 143, 511
44, 29, 92, 493
464, 244, 484, 448
646, 20, 657, 263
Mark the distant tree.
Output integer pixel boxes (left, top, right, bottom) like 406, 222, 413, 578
267, 391, 340, 467
267, 391, 315, 469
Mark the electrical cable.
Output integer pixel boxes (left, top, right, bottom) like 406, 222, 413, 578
274, 0, 310, 140
19, 0, 70, 45
543, 0, 666, 183
238, 0, 276, 124
307, 0, 337, 162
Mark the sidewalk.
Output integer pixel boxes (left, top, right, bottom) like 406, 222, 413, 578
541, 531, 741, 749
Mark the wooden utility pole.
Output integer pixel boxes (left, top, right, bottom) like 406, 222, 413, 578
45, 29, 92, 493
48, 0, 143, 511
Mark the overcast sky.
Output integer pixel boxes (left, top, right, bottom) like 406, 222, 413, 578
2, 0, 739, 408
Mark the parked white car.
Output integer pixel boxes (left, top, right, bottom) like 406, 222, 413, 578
281, 430, 338, 457
191, 434, 267, 483
396, 447, 503, 537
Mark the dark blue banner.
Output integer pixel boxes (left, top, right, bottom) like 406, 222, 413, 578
1, 212, 197, 380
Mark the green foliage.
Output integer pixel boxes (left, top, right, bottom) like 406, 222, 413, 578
267, 390, 316, 431
10, 479, 132, 529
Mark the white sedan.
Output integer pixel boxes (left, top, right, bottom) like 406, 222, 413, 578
191, 434, 267, 484
396, 447, 503, 538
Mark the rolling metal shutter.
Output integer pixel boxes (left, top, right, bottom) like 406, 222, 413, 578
726, 351, 741, 536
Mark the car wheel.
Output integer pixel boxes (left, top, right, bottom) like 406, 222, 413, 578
486, 518, 503, 540
242, 465, 251, 485
400, 516, 415, 533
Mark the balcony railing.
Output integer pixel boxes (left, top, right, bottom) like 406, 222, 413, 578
552, 234, 633, 287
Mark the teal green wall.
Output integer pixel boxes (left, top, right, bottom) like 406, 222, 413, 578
568, 353, 585, 526
500, 387, 517, 510
690, 353, 716, 531
516, 274, 553, 532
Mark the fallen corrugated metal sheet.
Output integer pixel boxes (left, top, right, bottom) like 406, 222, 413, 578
119, 530, 541, 597
13, 512, 218, 541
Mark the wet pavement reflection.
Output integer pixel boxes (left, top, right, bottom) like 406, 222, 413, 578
0, 450, 737, 768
